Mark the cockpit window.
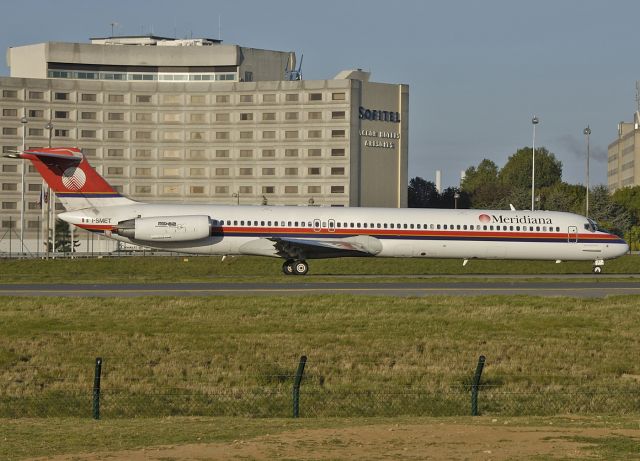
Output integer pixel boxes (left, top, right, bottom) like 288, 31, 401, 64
585, 218, 599, 232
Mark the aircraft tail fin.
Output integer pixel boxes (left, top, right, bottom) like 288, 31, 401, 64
4, 147, 135, 211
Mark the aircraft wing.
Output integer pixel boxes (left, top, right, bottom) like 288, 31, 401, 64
269, 235, 383, 259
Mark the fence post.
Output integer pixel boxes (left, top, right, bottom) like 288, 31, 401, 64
292, 355, 307, 418
471, 355, 486, 416
92, 357, 102, 420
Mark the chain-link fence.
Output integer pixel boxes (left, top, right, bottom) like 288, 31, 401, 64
2, 357, 640, 418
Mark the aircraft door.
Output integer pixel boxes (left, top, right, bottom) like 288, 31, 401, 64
568, 226, 578, 243
328, 219, 336, 233
313, 219, 321, 232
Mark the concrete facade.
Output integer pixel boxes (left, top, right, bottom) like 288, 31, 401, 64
607, 112, 640, 192
0, 37, 408, 254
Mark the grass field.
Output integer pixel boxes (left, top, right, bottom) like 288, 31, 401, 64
0, 253, 638, 283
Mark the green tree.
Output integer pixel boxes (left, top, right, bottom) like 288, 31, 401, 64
541, 183, 585, 214
625, 225, 640, 251
408, 177, 440, 208
499, 147, 562, 190
461, 159, 509, 209
589, 185, 633, 237
612, 185, 640, 224
54, 219, 80, 253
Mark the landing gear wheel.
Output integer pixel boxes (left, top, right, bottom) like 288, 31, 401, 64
593, 266, 602, 274
282, 260, 295, 275
593, 259, 604, 274
293, 260, 309, 276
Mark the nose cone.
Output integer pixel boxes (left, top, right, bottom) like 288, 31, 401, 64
607, 239, 629, 259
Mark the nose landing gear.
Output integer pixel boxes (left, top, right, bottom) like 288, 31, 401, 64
282, 259, 309, 276
592, 259, 604, 274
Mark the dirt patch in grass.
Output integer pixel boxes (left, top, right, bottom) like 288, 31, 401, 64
27, 420, 640, 460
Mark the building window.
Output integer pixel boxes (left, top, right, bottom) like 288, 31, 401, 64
285, 168, 298, 176
240, 113, 253, 121
243, 71, 253, 82
162, 149, 182, 159
262, 168, 275, 176
308, 130, 321, 138
262, 131, 276, 139
190, 95, 206, 104
239, 186, 253, 194
2, 146, 18, 154
132, 130, 151, 140
135, 113, 152, 122
190, 113, 205, 123
2, 90, 18, 99
308, 185, 321, 194
332, 92, 346, 101
83, 148, 97, 157
162, 168, 181, 177
54, 111, 69, 119
136, 95, 152, 103
190, 168, 206, 177
188, 149, 206, 160
108, 94, 125, 103
308, 167, 321, 175
239, 131, 253, 139
308, 149, 321, 157
190, 131, 205, 141
28, 109, 43, 118
285, 149, 299, 157
239, 168, 253, 176
331, 148, 345, 156
262, 186, 275, 194
2, 201, 18, 209
81, 112, 97, 120
2, 183, 17, 191
331, 186, 345, 193
107, 149, 124, 157
284, 186, 298, 194
331, 111, 346, 119
285, 112, 299, 120
2, 109, 17, 117
216, 113, 230, 122
81, 93, 97, 102
285, 93, 299, 102
190, 186, 205, 194
2, 164, 18, 173
215, 186, 229, 194
28, 183, 41, 192
54, 129, 69, 137
107, 167, 124, 175
135, 149, 152, 158
239, 149, 253, 158
309, 93, 322, 101
108, 112, 124, 121
262, 112, 276, 121
285, 130, 299, 139
331, 167, 345, 176
262, 149, 275, 158
28, 91, 44, 100
308, 111, 322, 120
162, 185, 181, 195
28, 128, 44, 136
216, 95, 229, 104
135, 185, 152, 194
135, 168, 152, 177
81, 130, 96, 138
239, 94, 253, 103
215, 149, 229, 158
108, 130, 124, 139
162, 113, 182, 123
263, 94, 276, 103
216, 131, 229, 140
331, 129, 345, 138
28, 201, 40, 210
54, 92, 69, 101
163, 131, 182, 141
215, 168, 229, 176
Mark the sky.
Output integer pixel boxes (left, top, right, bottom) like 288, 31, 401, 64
2, 0, 639, 188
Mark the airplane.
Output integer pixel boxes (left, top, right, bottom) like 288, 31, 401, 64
5, 147, 629, 274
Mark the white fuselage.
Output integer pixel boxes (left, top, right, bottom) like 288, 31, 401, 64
61, 203, 629, 262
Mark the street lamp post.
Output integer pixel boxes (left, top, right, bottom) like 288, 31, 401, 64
584, 125, 591, 218
531, 116, 539, 211
454, 190, 460, 209
20, 116, 28, 256
232, 192, 240, 205
44, 122, 53, 258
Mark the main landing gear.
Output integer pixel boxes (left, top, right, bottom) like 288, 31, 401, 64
282, 259, 309, 276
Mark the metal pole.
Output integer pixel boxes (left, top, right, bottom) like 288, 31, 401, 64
92, 357, 102, 420
292, 355, 307, 418
584, 126, 591, 217
471, 355, 486, 416
20, 116, 27, 256
531, 116, 539, 211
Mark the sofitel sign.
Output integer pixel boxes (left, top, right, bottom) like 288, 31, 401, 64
359, 106, 401, 123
